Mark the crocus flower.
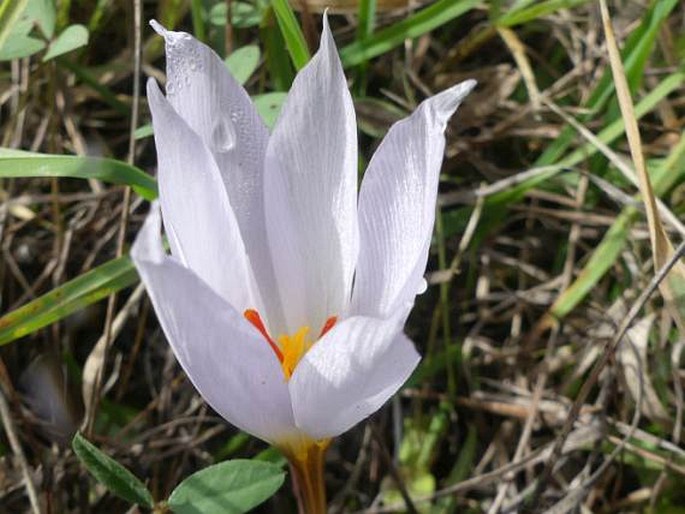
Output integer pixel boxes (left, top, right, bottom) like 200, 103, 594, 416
132, 15, 474, 510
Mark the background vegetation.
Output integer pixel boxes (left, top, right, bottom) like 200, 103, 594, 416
1, 0, 685, 512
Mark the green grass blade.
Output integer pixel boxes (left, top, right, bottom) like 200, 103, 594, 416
340, 0, 478, 68
534, 0, 678, 166
270, 0, 310, 70
547, 133, 685, 321
0, 153, 158, 200
497, 0, 590, 27
549, 210, 635, 320
261, 7, 295, 90
488, 70, 685, 207
462, 70, 684, 266
357, 0, 376, 41
190, 0, 206, 42
0, 256, 138, 346
556, 71, 684, 169
57, 59, 130, 115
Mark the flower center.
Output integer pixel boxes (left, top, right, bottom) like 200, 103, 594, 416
244, 310, 337, 380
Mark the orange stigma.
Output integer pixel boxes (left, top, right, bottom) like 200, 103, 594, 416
243, 311, 338, 380
244, 309, 283, 362
319, 316, 337, 338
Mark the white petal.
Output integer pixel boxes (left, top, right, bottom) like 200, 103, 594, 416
263, 15, 358, 333
131, 205, 297, 444
289, 316, 420, 439
352, 80, 476, 318
151, 21, 284, 331
147, 79, 256, 312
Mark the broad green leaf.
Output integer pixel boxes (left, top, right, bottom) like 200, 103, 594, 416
72, 433, 154, 508
0, 33, 44, 60
0, 256, 138, 346
43, 24, 89, 61
168, 460, 285, 514
253, 92, 287, 129
210, 1, 263, 28
270, 0, 310, 70
0, 152, 158, 200
24, 0, 56, 38
0, 0, 29, 50
340, 0, 478, 68
225, 45, 261, 85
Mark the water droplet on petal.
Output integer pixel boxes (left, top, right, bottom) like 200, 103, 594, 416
211, 119, 236, 153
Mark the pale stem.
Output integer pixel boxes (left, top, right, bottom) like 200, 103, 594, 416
285, 440, 330, 514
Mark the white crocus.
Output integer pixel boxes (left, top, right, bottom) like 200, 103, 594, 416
133, 17, 475, 457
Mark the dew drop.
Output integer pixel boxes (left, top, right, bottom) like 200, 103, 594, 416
211, 118, 236, 153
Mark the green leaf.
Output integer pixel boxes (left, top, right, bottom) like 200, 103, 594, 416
225, 45, 261, 85
0, 33, 45, 60
548, 209, 635, 320
0, 0, 29, 51
253, 92, 287, 129
0, 151, 158, 200
340, 0, 478, 68
168, 459, 285, 514
72, 433, 154, 508
357, 0, 377, 41
210, 2, 263, 29
534, 0, 679, 166
133, 123, 154, 140
190, 0, 206, 41
0, 0, 48, 61
0, 256, 138, 346
497, 0, 590, 27
260, 8, 294, 90
58, 59, 129, 115
270, 0, 310, 70
43, 23, 89, 61
24, 0, 56, 38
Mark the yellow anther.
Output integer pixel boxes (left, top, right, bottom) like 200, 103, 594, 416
245, 309, 339, 381
278, 326, 312, 380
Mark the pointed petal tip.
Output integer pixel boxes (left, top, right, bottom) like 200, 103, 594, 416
320, 10, 335, 52
149, 19, 167, 37
427, 79, 477, 125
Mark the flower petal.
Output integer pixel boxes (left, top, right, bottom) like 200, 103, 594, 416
150, 21, 283, 330
289, 316, 420, 439
131, 205, 297, 444
352, 80, 477, 318
147, 78, 256, 312
263, 15, 358, 333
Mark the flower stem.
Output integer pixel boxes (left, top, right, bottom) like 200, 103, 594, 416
285, 440, 330, 514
